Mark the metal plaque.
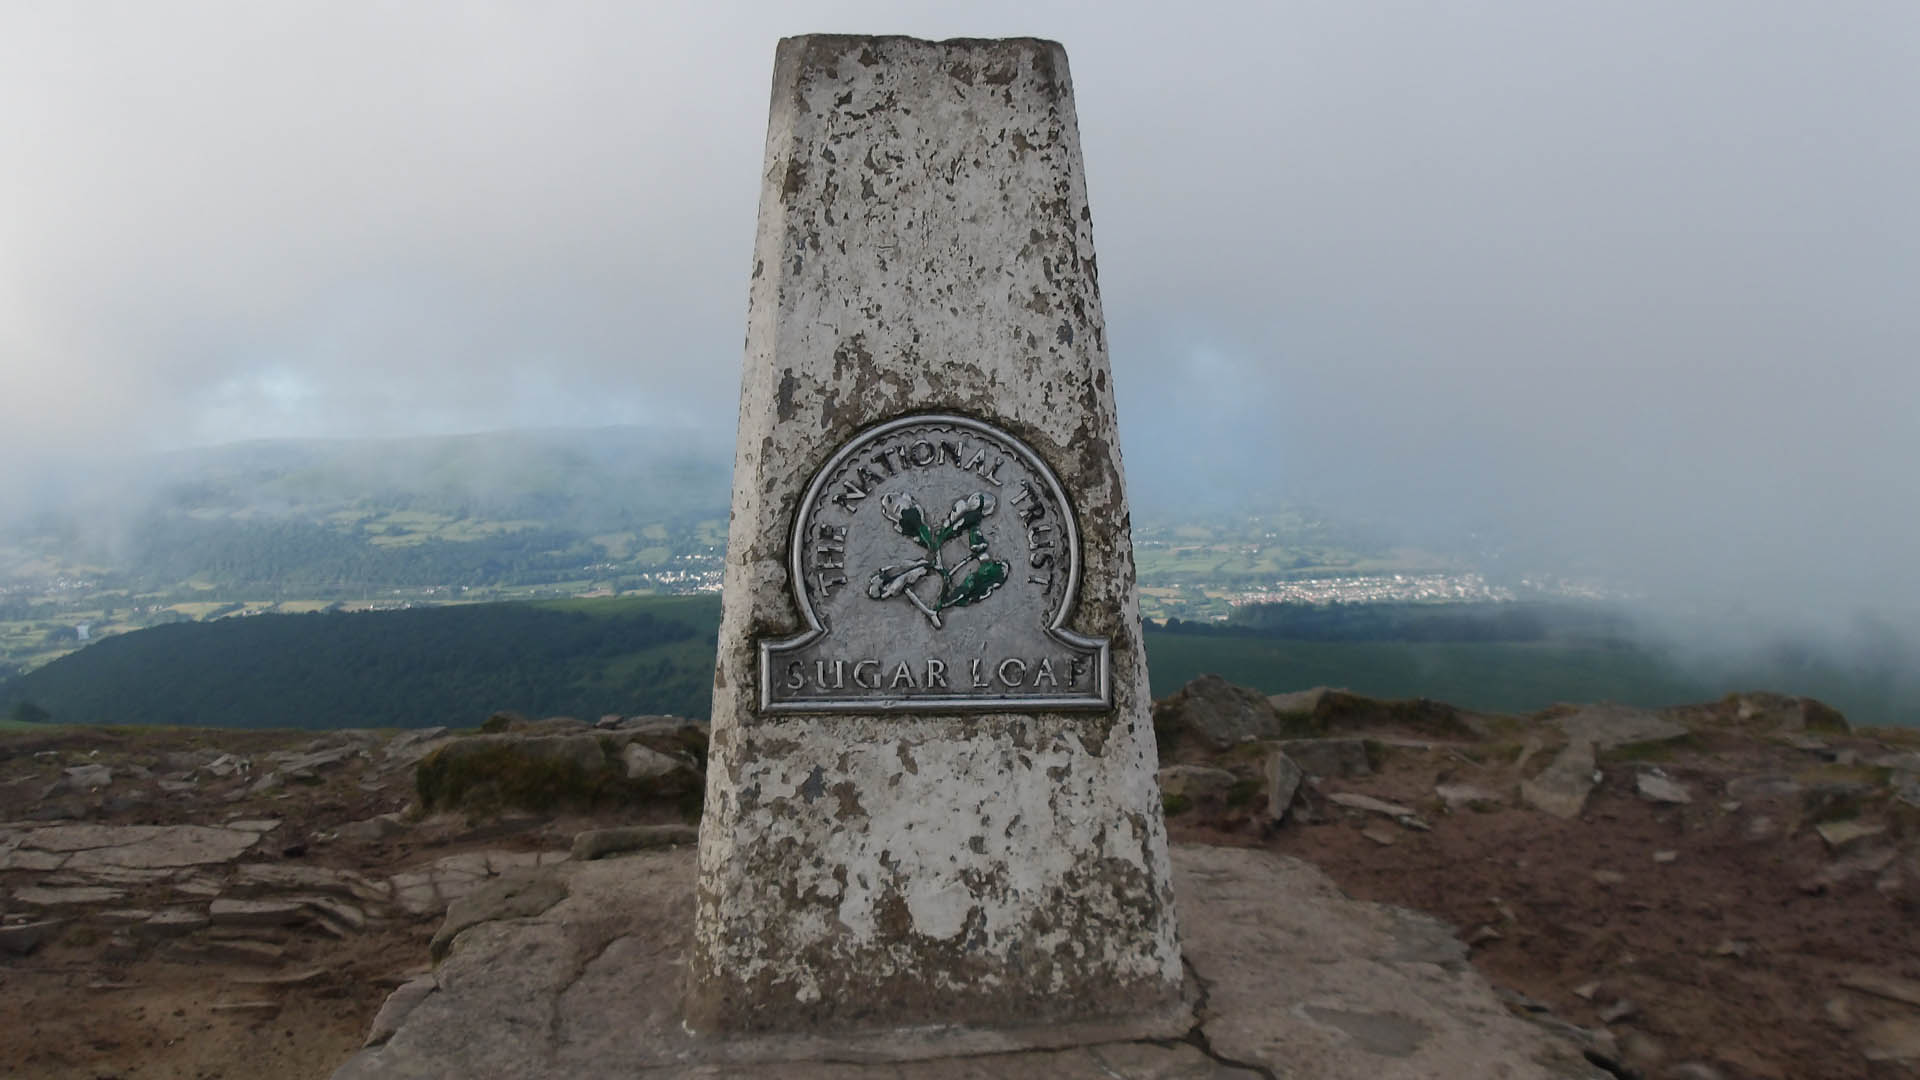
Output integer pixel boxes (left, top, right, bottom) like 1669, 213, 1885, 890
760, 413, 1110, 713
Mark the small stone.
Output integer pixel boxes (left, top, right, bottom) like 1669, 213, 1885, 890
570, 825, 698, 862
224, 818, 281, 833
95, 908, 156, 926
0, 919, 63, 955
1466, 925, 1502, 946
1653, 850, 1678, 864
1156, 764, 1238, 803
1591, 870, 1627, 886
1635, 771, 1693, 805
136, 908, 211, 940
1826, 995, 1858, 1031
201, 753, 249, 778
1327, 792, 1417, 818
621, 742, 686, 782
1598, 998, 1639, 1024
63, 763, 113, 789
1265, 751, 1304, 822
1841, 971, 1920, 1009
1816, 820, 1887, 854
1434, 783, 1501, 811
336, 813, 405, 844
101, 932, 139, 963
1360, 824, 1397, 846
1710, 938, 1750, 959
1275, 737, 1374, 779
209, 897, 308, 928
1572, 981, 1602, 1000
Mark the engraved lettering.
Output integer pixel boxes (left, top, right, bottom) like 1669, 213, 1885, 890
1015, 481, 1047, 525
763, 414, 1109, 713
831, 479, 867, 512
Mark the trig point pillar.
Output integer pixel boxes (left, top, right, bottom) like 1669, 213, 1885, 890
690, 35, 1183, 1045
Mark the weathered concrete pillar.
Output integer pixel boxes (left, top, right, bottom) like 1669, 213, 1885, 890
689, 35, 1183, 1049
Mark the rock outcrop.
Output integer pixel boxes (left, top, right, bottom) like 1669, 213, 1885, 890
334, 844, 1606, 1080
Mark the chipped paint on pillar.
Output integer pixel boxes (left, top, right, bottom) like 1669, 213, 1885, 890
689, 35, 1182, 1034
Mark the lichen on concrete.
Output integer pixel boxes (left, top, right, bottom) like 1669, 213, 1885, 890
690, 34, 1181, 1036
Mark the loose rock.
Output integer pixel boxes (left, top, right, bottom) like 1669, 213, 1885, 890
1265, 750, 1304, 822
1635, 770, 1693, 805
570, 824, 699, 862
1522, 739, 1597, 820
1156, 764, 1237, 803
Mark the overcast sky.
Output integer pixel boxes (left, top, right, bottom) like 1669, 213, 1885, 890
3, 2, 1916, 625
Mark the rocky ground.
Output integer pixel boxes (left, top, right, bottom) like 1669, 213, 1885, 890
2, 686, 1917, 1079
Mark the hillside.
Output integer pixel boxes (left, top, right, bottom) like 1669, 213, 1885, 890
5, 595, 1914, 729
0, 598, 719, 729
0, 427, 734, 596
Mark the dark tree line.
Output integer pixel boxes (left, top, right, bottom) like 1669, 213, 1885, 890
0, 601, 719, 729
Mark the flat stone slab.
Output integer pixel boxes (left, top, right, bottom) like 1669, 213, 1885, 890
331, 844, 1605, 1079
11, 824, 263, 869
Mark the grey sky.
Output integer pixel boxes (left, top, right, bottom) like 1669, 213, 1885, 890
3, 2, 1916, 622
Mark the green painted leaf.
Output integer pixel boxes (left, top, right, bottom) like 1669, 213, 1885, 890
938, 559, 1008, 610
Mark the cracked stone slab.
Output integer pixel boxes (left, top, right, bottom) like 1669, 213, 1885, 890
332, 844, 1603, 1079
16, 824, 263, 869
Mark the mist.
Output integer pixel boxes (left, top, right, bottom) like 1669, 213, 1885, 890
4, 3, 1916, 680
